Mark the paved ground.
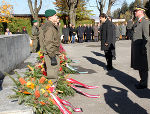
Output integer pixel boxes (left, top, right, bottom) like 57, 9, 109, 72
0, 40, 150, 114
63, 40, 150, 114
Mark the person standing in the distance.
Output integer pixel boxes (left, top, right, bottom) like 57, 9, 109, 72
68, 24, 72, 43
126, 19, 133, 40
120, 23, 126, 40
93, 23, 99, 42
77, 24, 84, 43
90, 24, 94, 41
99, 13, 115, 70
5, 28, 12, 35
131, 6, 150, 89
83, 24, 87, 42
115, 23, 121, 41
85, 24, 92, 42
22, 27, 28, 34
62, 24, 69, 44
31, 20, 40, 53
70, 25, 76, 43
42, 9, 60, 83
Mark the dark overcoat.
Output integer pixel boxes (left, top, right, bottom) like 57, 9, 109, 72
131, 17, 150, 70
85, 26, 92, 40
77, 26, 84, 38
126, 20, 133, 38
100, 19, 115, 51
62, 27, 69, 41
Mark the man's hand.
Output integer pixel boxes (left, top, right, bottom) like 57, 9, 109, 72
105, 43, 108, 46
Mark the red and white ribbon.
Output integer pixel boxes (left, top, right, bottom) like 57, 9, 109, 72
56, 96, 82, 112
67, 78, 99, 89
70, 85, 100, 98
50, 93, 72, 114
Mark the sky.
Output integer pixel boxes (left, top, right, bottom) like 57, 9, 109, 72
2, 0, 135, 19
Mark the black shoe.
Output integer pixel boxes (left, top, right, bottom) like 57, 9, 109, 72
107, 66, 113, 70
135, 84, 147, 89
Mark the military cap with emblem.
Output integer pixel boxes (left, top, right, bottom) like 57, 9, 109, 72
134, 5, 147, 12
45, 9, 56, 18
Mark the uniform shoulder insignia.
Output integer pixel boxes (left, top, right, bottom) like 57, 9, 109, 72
139, 18, 142, 22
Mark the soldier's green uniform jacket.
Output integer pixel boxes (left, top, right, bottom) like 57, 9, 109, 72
131, 17, 150, 70
41, 21, 60, 57
31, 25, 39, 40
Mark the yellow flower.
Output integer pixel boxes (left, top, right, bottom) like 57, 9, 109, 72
48, 80, 53, 85
46, 84, 51, 90
27, 81, 34, 89
40, 89, 46, 94
47, 90, 51, 93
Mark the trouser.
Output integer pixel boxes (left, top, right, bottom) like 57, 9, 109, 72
104, 50, 113, 68
72, 35, 75, 43
112, 43, 116, 58
94, 36, 98, 42
44, 54, 60, 82
78, 37, 83, 43
139, 69, 148, 87
31, 39, 39, 53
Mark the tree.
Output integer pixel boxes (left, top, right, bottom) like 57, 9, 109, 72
107, 0, 117, 16
113, 8, 121, 18
28, 0, 42, 21
0, 0, 13, 23
96, 0, 106, 15
54, 0, 93, 26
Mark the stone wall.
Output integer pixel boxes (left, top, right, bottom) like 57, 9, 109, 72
0, 34, 30, 79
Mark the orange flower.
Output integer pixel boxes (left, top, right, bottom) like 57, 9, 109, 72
19, 78, 27, 85
40, 101, 46, 105
48, 80, 53, 85
46, 85, 51, 90
35, 90, 40, 99
39, 76, 46, 84
26, 82, 34, 89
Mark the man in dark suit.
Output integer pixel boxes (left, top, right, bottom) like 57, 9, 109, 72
77, 24, 84, 43
100, 13, 115, 70
85, 24, 93, 42
131, 6, 150, 89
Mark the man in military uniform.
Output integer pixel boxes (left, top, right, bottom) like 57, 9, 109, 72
31, 20, 40, 53
40, 9, 60, 82
131, 6, 150, 89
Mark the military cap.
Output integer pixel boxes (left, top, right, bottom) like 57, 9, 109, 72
32, 20, 38, 23
45, 9, 56, 18
134, 6, 147, 12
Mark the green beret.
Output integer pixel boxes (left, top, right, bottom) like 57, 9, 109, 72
45, 9, 56, 18
32, 20, 38, 23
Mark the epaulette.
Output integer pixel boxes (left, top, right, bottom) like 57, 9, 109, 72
139, 18, 142, 23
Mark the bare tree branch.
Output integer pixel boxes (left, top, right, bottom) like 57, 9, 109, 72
96, 0, 100, 11
28, 0, 34, 17
35, 0, 37, 9
37, 0, 42, 12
